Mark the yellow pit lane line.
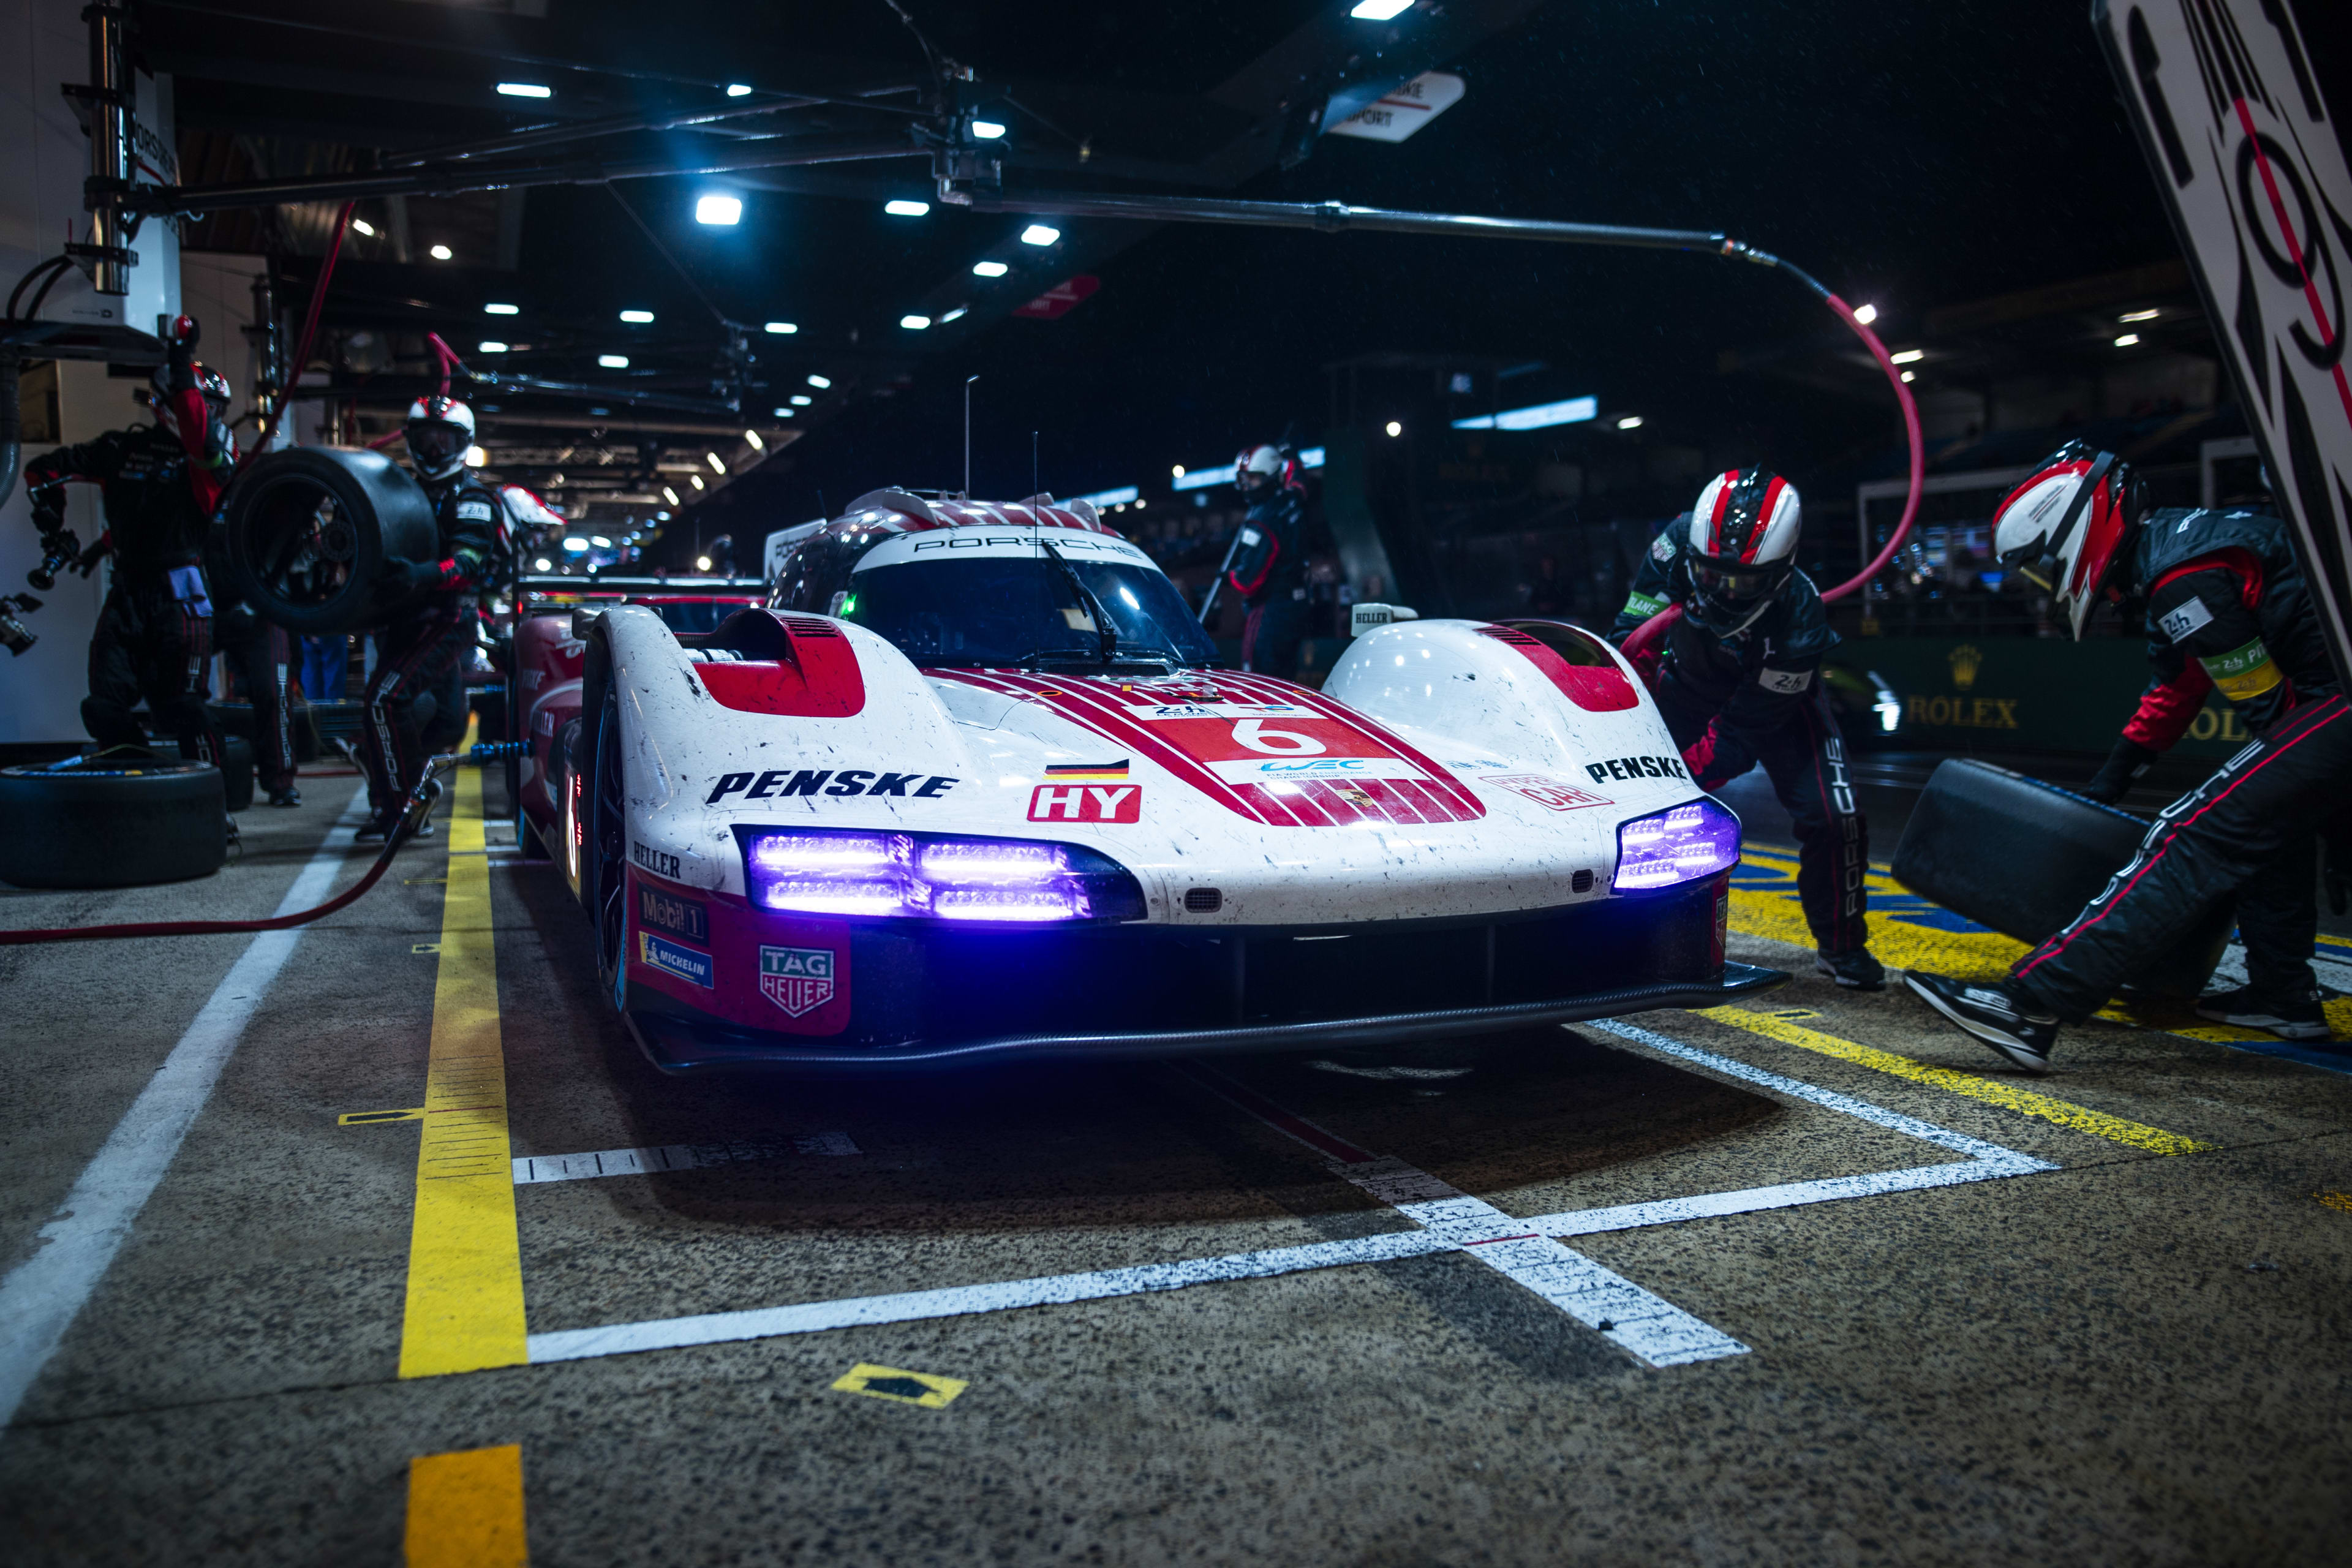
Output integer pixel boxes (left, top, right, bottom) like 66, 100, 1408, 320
405, 1443, 529, 1567
399, 764, 529, 1379
1692, 1006, 2215, 1156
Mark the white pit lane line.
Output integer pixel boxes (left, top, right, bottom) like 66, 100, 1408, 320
524, 1022, 2056, 1371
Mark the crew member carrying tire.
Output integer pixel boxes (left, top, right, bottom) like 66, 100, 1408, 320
356, 395, 498, 842
1905, 445, 2350, 1067
1226, 443, 1308, 679
1610, 468, 1883, 991
22, 317, 230, 769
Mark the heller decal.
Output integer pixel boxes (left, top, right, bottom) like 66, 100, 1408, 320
632, 841, 682, 879
760, 945, 837, 1017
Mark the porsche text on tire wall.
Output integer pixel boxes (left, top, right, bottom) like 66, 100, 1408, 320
0, 761, 227, 888
216, 447, 440, 636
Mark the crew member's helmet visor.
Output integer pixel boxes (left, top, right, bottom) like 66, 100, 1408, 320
408, 423, 469, 466
1690, 561, 1782, 603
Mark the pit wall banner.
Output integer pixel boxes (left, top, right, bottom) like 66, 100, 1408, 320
2095, 0, 2352, 690
1836, 638, 2253, 758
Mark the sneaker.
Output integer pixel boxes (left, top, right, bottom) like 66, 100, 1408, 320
2193, 985, 2332, 1042
1904, 971, 2058, 1073
355, 815, 398, 844
266, 785, 303, 807
1816, 947, 1886, 991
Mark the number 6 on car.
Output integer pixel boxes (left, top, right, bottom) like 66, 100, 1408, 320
1229, 718, 1324, 755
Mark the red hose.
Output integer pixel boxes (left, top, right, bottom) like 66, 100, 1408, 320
0, 827, 407, 945
1620, 289, 1924, 671
246, 200, 355, 464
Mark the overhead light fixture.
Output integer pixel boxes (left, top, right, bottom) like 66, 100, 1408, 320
764, 320, 797, 334
429, 244, 453, 261
1385, 421, 1403, 437
533, 556, 552, 571
696, 554, 714, 570
1172, 465, 1235, 492
1901, 370, 1917, 383
1616, 415, 1644, 431
598, 353, 629, 368
350, 218, 377, 238
773, 407, 793, 418
2119, 308, 2160, 323
695, 194, 743, 226
885, 199, 931, 217
1351, 0, 1414, 18
590, 535, 612, 548
562, 537, 590, 552
1449, 395, 1599, 432
477, 341, 509, 353
2115, 333, 2141, 347
706, 451, 727, 473
662, 486, 680, 505
940, 306, 968, 323
971, 120, 1007, 139
900, 314, 932, 330
496, 82, 552, 98
1171, 466, 1186, 478
483, 302, 519, 315
463, 445, 488, 467
972, 260, 1009, 277
1851, 303, 1879, 326
726, 83, 752, 97
1020, 224, 1060, 246
690, 474, 706, 491
1135, 497, 1148, 510
1888, 349, 1924, 364
790, 394, 812, 406
744, 429, 765, 451
807, 374, 831, 389
619, 309, 655, 323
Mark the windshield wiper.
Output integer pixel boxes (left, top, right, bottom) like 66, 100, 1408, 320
1039, 539, 1118, 666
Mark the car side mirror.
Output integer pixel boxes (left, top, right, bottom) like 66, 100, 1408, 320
1349, 602, 1419, 638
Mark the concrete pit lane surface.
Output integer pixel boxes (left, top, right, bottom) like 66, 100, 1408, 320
3, 765, 2350, 1566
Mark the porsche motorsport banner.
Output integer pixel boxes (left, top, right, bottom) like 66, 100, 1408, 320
2095, 0, 2352, 687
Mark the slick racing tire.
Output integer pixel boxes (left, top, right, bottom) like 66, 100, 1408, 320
176, 734, 256, 812
217, 447, 440, 636
586, 682, 632, 1011
0, 760, 227, 888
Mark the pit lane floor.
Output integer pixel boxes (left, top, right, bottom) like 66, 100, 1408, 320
2, 764, 2350, 1565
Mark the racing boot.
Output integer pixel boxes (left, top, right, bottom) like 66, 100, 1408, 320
266, 784, 303, 807
2193, 985, 2334, 1043
1903, 971, 2057, 1074
1815, 946, 1886, 992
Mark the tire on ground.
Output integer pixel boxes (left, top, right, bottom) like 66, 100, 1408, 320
175, 734, 255, 811
0, 761, 227, 888
217, 447, 440, 635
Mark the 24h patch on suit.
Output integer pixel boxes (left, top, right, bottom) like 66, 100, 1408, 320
760, 945, 836, 1017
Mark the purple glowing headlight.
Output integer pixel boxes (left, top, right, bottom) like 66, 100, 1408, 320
1612, 799, 1741, 892
737, 828, 1145, 922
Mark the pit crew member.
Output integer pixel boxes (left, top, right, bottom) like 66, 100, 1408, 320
22, 317, 230, 768
1611, 468, 1881, 990
1906, 445, 2348, 1065
1226, 443, 1308, 679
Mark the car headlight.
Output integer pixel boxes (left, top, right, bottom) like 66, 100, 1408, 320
736, 827, 1147, 922
1613, 799, 1740, 892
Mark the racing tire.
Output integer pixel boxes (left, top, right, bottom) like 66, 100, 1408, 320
0, 760, 227, 888
217, 447, 440, 636
175, 734, 255, 812
587, 682, 632, 1011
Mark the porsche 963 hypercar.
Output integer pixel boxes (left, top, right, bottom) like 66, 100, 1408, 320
557, 490, 1782, 1070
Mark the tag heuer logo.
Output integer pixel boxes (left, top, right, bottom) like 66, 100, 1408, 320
760, 945, 837, 1017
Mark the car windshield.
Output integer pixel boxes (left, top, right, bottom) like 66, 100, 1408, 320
843, 552, 1218, 668
644, 599, 758, 634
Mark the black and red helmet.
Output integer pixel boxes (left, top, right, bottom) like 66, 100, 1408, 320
1682, 468, 1802, 635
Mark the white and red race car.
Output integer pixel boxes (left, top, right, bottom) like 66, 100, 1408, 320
551, 490, 1781, 1071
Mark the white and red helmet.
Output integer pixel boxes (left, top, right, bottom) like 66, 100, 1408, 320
1992, 442, 2141, 640
404, 394, 477, 480
1234, 443, 1295, 496
1683, 469, 1802, 635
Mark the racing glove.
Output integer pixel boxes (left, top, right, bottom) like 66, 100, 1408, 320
2081, 736, 2159, 805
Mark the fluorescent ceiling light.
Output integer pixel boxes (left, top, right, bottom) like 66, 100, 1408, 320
1170, 465, 1185, 478
1351, 0, 1414, 18
1616, 415, 1643, 430
590, 535, 612, 548
463, 445, 488, 468
477, 341, 509, 353
939, 306, 967, 323
1901, 370, 1916, 383
695, 194, 742, 226
598, 354, 629, 368
744, 430, 764, 451
562, 537, 590, 552
496, 82, 552, 98
533, 557, 552, 571
885, 199, 931, 217
1888, 349, 1924, 364
807, 374, 831, 389
764, 320, 797, 334
619, 309, 655, 323
661, 486, 680, 505
972, 260, 1009, 277
790, 394, 812, 406
971, 120, 1006, 139
2119, 308, 2160, 322
1297, 447, 1324, 469
1449, 395, 1599, 431
1851, 303, 1879, 325
690, 474, 705, 491
1384, 421, 1402, 437
705, 451, 727, 473
429, 244, 453, 260
900, 314, 932, 330
1074, 485, 1139, 508
483, 302, 519, 315
726, 83, 752, 97
2114, 333, 2141, 347
1020, 225, 1060, 246
350, 218, 377, 238
773, 407, 793, 418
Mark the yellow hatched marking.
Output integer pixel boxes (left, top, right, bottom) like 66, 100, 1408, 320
2318, 1191, 2352, 1214
404, 1444, 528, 1567
832, 1362, 970, 1408
1694, 1005, 2216, 1156
399, 765, 528, 1378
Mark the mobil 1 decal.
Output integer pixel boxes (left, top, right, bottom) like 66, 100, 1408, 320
760, 945, 837, 1018
638, 883, 709, 943
707, 768, 959, 804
